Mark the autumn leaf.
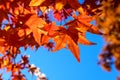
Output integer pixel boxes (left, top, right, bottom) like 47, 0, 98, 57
41, 35, 50, 45
53, 34, 67, 52
55, 0, 66, 11
25, 15, 46, 45
67, 35, 80, 62
77, 6, 86, 15
43, 22, 59, 37
29, 0, 45, 6
78, 33, 96, 45
65, 14, 102, 39
88, 26, 103, 35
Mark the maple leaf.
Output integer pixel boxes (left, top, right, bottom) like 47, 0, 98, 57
65, 14, 102, 44
25, 15, 47, 45
67, 35, 80, 62
52, 26, 80, 62
76, 14, 102, 34
53, 34, 67, 52
41, 35, 50, 45
64, 18, 90, 45
88, 26, 103, 35
43, 22, 59, 37
53, 33, 80, 62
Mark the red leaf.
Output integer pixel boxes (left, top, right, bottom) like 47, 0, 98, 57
54, 12, 62, 21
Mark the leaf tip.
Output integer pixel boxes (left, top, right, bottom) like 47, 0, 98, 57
77, 58, 80, 62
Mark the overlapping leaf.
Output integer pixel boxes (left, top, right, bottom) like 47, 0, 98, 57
25, 15, 47, 45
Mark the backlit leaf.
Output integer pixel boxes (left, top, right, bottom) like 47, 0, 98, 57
55, 0, 66, 11
78, 33, 96, 45
53, 35, 67, 52
67, 35, 80, 62
25, 15, 46, 45
29, 0, 45, 6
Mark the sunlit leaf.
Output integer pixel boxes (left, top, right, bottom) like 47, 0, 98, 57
29, 0, 45, 6
53, 35, 67, 52
78, 33, 96, 45
25, 15, 46, 45
55, 1, 65, 11
67, 35, 80, 62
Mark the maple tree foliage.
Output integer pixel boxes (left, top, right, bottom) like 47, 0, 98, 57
0, 0, 119, 80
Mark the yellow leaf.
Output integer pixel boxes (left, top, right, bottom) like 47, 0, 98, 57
77, 7, 85, 15
55, 0, 66, 11
4, 26, 10, 31
55, 2, 64, 11
29, 0, 45, 6
40, 6, 47, 13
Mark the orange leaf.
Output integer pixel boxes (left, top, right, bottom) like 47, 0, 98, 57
88, 26, 103, 35
67, 35, 80, 62
25, 15, 46, 45
78, 33, 96, 45
53, 35, 67, 52
43, 22, 59, 37
41, 35, 50, 45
